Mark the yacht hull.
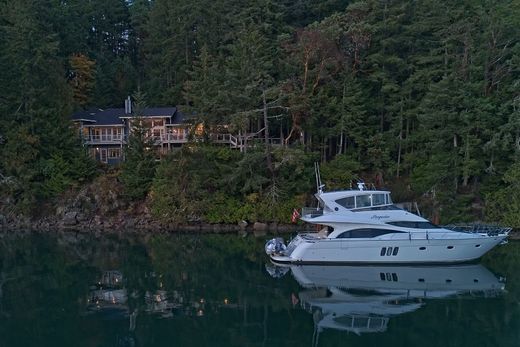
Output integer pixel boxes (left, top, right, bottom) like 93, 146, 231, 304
270, 235, 507, 264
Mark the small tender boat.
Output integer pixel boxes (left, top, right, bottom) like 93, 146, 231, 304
265, 166, 510, 264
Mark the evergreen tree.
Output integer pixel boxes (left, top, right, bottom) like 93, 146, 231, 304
0, 0, 95, 211
120, 91, 157, 200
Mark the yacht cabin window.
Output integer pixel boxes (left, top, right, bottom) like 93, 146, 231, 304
356, 195, 371, 208
335, 193, 391, 209
372, 194, 386, 206
337, 228, 405, 239
336, 196, 355, 209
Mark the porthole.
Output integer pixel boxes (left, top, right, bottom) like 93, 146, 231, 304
419, 247, 426, 250
380, 273, 385, 281
380, 247, 387, 256
474, 279, 479, 283
392, 247, 399, 256
418, 278, 425, 282
447, 246, 454, 249
386, 247, 393, 256
475, 244, 481, 248
445, 279, 452, 283
392, 273, 398, 281
334, 207, 339, 211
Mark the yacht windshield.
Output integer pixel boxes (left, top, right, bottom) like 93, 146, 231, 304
356, 195, 371, 208
372, 194, 386, 206
336, 196, 355, 209
335, 193, 392, 210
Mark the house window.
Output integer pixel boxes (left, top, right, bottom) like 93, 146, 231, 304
195, 123, 204, 135
152, 119, 164, 127
113, 128, 122, 140
108, 148, 121, 159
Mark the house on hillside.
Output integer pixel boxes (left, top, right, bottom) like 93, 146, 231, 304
72, 97, 283, 164
71, 99, 194, 164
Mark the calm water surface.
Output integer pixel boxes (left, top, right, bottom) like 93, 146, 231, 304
0, 232, 518, 347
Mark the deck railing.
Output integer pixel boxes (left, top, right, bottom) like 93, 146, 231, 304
82, 132, 284, 148
84, 134, 125, 143
443, 224, 512, 236
161, 133, 188, 143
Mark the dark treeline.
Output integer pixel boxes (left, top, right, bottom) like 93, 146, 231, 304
0, 0, 519, 226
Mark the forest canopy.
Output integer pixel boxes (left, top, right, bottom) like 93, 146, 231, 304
0, 0, 519, 225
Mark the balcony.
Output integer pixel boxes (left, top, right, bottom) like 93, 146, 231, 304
161, 133, 188, 143
83, 134, 125, 144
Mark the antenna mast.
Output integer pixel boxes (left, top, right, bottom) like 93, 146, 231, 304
315, 162, 324, 194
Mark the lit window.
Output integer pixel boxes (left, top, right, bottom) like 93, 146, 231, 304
108, 148, 121, 158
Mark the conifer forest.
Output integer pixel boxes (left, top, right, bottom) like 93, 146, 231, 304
0, 0, 519, 227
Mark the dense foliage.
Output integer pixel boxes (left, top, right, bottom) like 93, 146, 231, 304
1, 0, 519, 224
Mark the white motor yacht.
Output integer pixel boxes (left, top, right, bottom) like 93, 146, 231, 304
266, 170, 510, 264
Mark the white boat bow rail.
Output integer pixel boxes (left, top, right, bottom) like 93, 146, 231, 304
443, 224, 511, 237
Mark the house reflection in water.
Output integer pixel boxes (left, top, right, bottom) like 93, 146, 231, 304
87, 271, 129, 320
267, 264, 506, 339
86, 271, 235, 322
144, 290, 181, 319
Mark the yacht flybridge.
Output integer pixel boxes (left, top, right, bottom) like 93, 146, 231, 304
265, 166, 510, 264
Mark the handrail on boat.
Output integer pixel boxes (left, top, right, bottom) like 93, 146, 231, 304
443, 224, 511, 237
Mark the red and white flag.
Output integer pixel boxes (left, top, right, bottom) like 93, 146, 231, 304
291, 293, 299, 307
291, 208, 300, 224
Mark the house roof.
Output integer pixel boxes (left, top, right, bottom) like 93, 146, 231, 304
71, 108, 102, 122
71, 107, 185, 125
170, 110, 191, 125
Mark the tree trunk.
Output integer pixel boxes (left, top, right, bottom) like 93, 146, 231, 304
338, 131, 344, 155
396, 99, 403, 178
262, 89, 274, 179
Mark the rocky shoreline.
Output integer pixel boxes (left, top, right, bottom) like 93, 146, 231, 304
4, 171, 516, 238
0, 212, 314, 235
1, 212, 518, 239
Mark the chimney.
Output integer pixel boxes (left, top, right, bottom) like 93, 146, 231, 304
124, 96, 132, 114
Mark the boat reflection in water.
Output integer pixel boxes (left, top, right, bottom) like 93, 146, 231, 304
266, 263, 505, 336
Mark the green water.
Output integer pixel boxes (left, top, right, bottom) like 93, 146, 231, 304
0, 232, 518, 347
